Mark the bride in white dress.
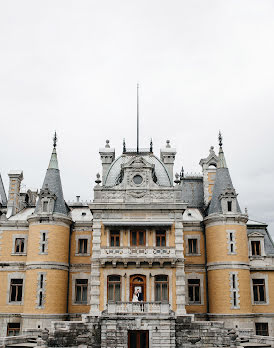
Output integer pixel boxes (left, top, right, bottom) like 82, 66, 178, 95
132, 289, 139, 302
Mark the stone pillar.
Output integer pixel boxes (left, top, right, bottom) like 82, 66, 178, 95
89, 216, 102, 315
174, 213, 186, 315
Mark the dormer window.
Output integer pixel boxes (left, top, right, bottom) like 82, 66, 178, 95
227, 201, 232, 212
42, 201, 49, 213
251, 241, 261, 256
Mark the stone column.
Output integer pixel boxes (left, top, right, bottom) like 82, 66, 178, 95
89, 216, 102, 315
174, 213, 186, 315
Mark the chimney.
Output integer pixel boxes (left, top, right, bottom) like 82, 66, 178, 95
7, 170, 23, 217
160, 140, 176, 182
99, 140, 115, 185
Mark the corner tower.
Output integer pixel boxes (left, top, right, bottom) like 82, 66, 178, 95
24, 133, 71, 330
204, 133, 252, 320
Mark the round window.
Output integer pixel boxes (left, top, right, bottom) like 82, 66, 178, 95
133, 175, 143, 185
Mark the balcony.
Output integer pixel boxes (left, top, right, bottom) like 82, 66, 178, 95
100, 247, 177, 267
107, 301, 170, 315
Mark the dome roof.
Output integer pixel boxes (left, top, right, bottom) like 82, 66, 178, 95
104, 154, 172, 187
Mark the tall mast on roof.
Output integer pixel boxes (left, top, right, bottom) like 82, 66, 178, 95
137, 83, 139, 153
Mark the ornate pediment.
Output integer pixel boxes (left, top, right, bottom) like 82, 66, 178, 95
122, 156, 154, 170
248, 231, 265, 238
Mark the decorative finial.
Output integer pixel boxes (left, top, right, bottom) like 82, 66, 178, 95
95, 173, 101, 185
210, 146, 214, 154
166, 140, 171, 148
245, 207, 248, 215
174, 172, 180, 184
218, 131, 223, 147
123, 138, 126, 153
53, 131, 57, 149
105, 140, 110, 148
180, 166, 184, 180
150, 138, 153, 153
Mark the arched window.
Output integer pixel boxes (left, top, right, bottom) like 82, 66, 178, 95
155, 275, 168, 302
107, 275, 121, 302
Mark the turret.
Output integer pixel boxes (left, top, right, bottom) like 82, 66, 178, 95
160, 140, 176, 182
204, 133, 251, 319
99, 140, 115, 185
24, 133, 71, 330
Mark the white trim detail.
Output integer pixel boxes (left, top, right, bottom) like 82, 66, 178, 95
39, 230, 49, 255
6, 272, 25, 305
11, 234, 28, 255
71, 273, 90, 306
251, 272, 269, 305
36, 272, 46, 309
227, 230, 237, 255
186, 272, 204, 306
74, 234, 91, 256
184, 234, 201, 256
229, 271, 240, 309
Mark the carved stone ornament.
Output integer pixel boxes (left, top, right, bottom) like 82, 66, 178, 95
128, 190, 147, 198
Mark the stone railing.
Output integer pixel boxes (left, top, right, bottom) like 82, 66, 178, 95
107, 301, 170, 314
101, 247, 176, 258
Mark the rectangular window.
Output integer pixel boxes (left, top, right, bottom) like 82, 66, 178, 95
10, 279, 23, 302
227, 201, 232, 212
156, 230, 166, 247
7, 323, 20, 336
107, 275, 121, 302
255, 323, 269, 336
251, 241, 261, 256
42, 201, 48, 212
155, 275, 168, 301
78, 239, 88, 253
253, 279, 265, 302
188, 239, 198, 254
15, 238, 25, 253
130, 230, 145, 246
231, 273, 238, 307
40, 232, 48, 254
110, 230, 120, 247
75, 279, 88, 304
188, 279, 200, 304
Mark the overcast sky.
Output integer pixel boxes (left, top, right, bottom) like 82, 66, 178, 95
0, 1, 273, 237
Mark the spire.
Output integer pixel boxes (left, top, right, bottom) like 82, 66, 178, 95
48, 132, 59, 170
208, 132, 241, 215
217, 131, 227, 169
35, 132, 68, 215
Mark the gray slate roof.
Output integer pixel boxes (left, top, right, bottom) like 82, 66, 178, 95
0, 173, 7, 206
181, 177, 204, 208
208, 148, 241, 215
35, 149, 68, 216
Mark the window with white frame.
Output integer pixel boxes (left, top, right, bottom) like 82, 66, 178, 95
71, 273, 90, 305
251, 273, 269, 305
186, 273, 204, 305
36, 272, 46, 308
7, 273, 25, 305
39, 231, 48, 254
229, 272, 240, 309
185, 235, 201, 256
248, 232, 265, 257
11, 234, 28, 255
227, 230, 236, 255
75, 235, 91, 256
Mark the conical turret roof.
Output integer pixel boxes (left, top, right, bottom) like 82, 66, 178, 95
208, 133, 241, 215
35, 133, 68, 215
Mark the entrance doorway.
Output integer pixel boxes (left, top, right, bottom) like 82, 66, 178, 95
128, 330, 149, 348
130, 275, 146, 302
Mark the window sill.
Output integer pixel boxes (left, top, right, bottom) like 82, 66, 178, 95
187, 302, 202, 306
73, 302, 89, 306
253, 301, 268, 305
75, 253, 90, 257
186, 253, 201, 257
11, 253, 27, 256
8, 301, 23, 306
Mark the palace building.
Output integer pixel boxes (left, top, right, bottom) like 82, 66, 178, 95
0, 133, 273, 347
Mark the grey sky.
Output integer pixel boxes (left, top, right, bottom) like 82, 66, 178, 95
0, 1, 273, 236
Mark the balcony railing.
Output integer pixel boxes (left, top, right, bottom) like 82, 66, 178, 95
101, 247, 176, 259
107, 301, 170, 314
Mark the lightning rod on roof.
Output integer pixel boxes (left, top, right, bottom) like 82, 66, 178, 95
137, 83, 139, 154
